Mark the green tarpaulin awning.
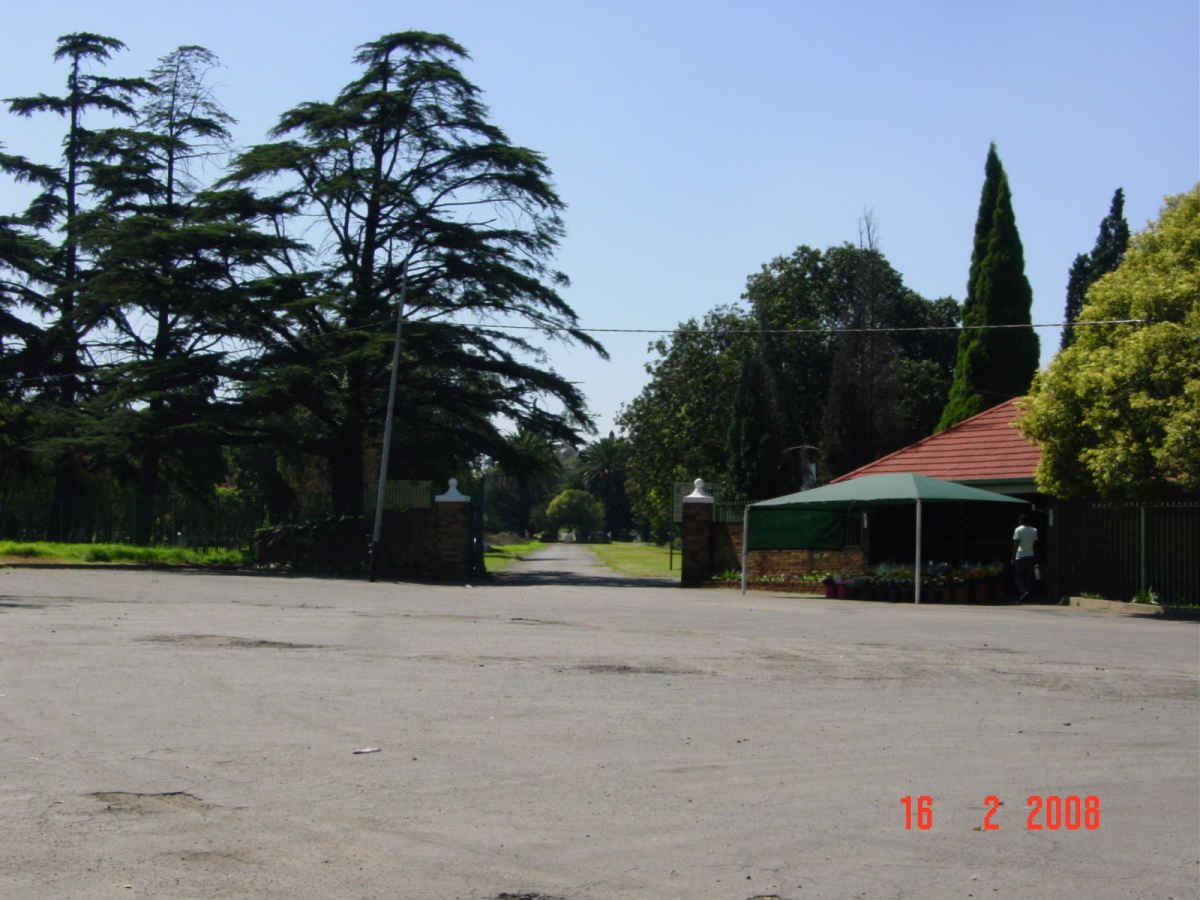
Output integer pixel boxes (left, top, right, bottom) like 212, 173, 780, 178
741, 473, 1027, 602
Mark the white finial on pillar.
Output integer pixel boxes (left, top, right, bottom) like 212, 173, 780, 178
684, 478, 714, 503
435, 477, 470, 503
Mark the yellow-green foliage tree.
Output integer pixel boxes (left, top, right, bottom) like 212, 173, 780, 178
1018, 186, 1200, 498
546, 488, 605, 538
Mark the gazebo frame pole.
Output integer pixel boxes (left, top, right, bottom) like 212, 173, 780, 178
740, 505, 750, 595
914, 499, 922, 604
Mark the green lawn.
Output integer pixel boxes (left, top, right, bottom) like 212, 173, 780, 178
483, 540, 544, 573
0, 540, 249, 567
587, 541, 679, 579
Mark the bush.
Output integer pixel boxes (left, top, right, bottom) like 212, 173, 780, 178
545, 489, 605, 537
254, 516, 368, 574
6, 544, 45, 558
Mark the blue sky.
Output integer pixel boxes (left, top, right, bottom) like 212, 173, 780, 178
3, 0, 1197, 437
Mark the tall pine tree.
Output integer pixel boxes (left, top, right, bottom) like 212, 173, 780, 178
81, 45, 288, 541
1060, 188, 1129, 350
937, 143, 1038, 431
2, 33, 149, 537
224, 32, 604, 516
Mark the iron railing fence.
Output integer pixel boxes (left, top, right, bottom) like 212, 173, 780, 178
1057, 498, 1200, 604
0, 487, 267, 548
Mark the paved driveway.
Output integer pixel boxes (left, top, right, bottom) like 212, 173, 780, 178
1, 555, 1196, 899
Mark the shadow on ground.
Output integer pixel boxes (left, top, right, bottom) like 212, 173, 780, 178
492, 548, 678, 589
493, 566, 676, 589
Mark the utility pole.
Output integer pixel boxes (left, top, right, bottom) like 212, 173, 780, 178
368, 270, 409, 582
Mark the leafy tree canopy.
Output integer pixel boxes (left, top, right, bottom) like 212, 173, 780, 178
545, 488, 604, 537
617, 306, 753, 537
621, 240, 959, 534
1019, 185, 1200, 498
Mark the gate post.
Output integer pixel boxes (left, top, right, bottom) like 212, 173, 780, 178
681, 478, 714, 587
434, 478, 473, 581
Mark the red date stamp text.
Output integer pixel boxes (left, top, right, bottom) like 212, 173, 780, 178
901, 794, 1101, 831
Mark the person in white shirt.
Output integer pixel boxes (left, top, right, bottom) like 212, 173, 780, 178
1011, 512, 1039, 602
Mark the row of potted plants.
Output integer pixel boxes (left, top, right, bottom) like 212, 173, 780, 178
820, 562, 1007, 603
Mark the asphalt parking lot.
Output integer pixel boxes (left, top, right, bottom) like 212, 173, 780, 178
1, 545, 1197, 899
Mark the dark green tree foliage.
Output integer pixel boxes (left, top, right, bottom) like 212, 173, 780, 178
78, 46, 255, 538
821, 245, 908, 475
743, 245, 830, 492
489, 429, 563, 535
617, 307, 753, 537
938, 144, 1038, 431
224, 32, 603, 515
1061, 253, 1091, 352
1060, 188, 1129, 350
744, 243, 958, 483
575, 433, 633, 535
0, 158, 51, 397
892, 295, 960, 437
622, 242, 960, 532
2, 33, 149, 537
726, 352, 775, 500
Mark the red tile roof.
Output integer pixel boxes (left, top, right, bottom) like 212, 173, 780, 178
831, 398, 1042, 484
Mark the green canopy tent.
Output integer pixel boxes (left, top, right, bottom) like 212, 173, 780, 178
740, 472, 1028, 602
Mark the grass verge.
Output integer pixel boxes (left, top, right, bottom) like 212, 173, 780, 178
587, 541, 678, 579
0, 540, 249, 567
483, 540, 544, 573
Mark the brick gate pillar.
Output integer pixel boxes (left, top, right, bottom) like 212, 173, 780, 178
681, 478, 714, 587
434, 478, 473, 581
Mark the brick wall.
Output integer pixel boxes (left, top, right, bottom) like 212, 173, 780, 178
745, 546, 866, 579
696, 520, 865, 582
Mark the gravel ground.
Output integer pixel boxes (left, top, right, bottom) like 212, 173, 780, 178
1, 546, 1197, 900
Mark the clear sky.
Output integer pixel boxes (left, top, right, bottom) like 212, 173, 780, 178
3, 0, 1197, 438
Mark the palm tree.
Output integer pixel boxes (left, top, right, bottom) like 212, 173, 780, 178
577, 432, 632, 535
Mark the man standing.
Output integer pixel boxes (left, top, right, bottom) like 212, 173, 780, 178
1012, 512, 1039, 602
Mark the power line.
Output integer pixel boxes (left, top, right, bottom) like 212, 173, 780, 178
0, 317, 1152, 388
476, 318, 1149, 337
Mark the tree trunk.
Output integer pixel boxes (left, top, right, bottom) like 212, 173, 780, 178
134, 444, 161, 545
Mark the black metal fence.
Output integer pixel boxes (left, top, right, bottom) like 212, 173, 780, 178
0, 486, 265, 548
1056, 498, 1200, 604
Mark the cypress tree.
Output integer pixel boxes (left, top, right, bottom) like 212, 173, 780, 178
937, 144, 1038, 431
1061, 188, 1129, 350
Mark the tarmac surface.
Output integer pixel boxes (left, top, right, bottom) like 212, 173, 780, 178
1, 544, 1197, 899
